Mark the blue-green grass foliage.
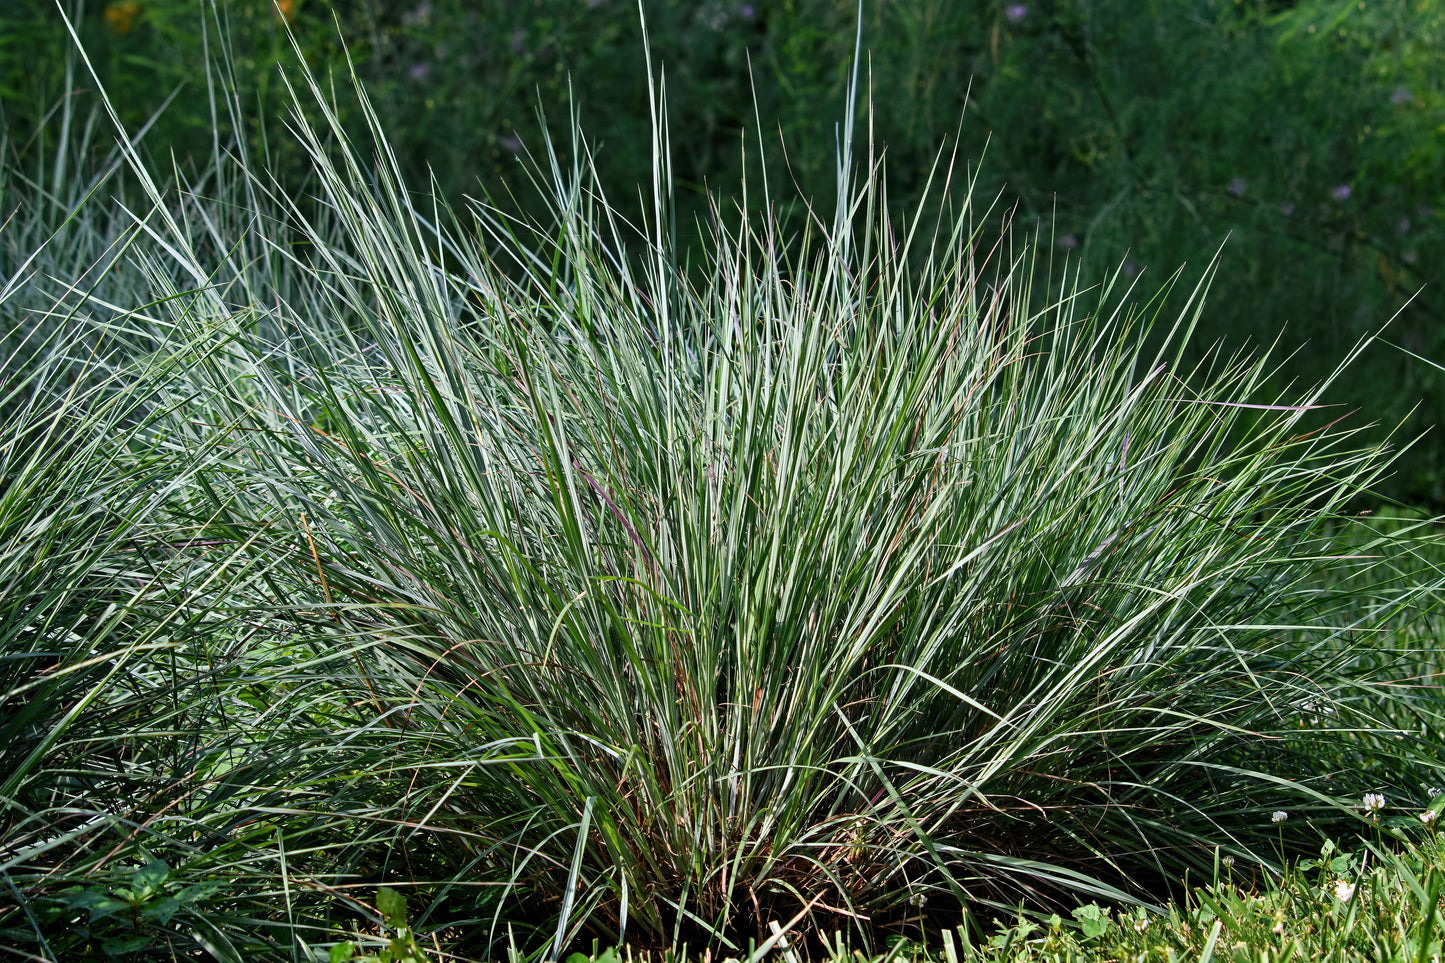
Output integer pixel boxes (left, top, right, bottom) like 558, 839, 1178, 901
2, 10, 1443, 959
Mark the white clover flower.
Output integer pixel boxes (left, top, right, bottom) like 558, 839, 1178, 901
1221, 855, 1235, 867
909, 891, 928, 908
1333, 879, 1356, 901
1272, 811, 1288, 824
1422, 810, 1438, 826
1428, 786, 1442, 799
1363, 793, 1386, 817
1133, 917, 1148, 932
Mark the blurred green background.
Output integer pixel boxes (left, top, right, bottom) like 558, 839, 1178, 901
3, 0, 1442, 501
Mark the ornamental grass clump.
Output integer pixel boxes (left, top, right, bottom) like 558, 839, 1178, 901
6, 11, 1442, 958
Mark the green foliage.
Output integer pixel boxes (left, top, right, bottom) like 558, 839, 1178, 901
30, 858, 222, 959
1069, 903, 1108, 941
946, 833, 1445, 961
327, 887, 434, 963
569, 948, 622, 963
1, 7, 1444, 960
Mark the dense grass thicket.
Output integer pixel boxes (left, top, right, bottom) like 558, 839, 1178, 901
2, 14, 1445, 961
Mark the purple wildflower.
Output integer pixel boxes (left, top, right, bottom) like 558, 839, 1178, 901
1331, 184, 1352, 202
1006, 3, 1028, 21
1227, 177, 1247, 197
408, 62, 431, 81
1059, 234, 1079, 250
1391, 87, 1414, 105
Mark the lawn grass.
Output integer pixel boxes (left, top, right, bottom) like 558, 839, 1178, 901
1, 9, 1443, 961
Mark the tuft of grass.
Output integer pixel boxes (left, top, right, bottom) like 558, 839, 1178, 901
1, 7, 1442, 959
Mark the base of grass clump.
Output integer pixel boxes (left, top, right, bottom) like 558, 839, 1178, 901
329, 831, 1445, 961
3, 8, 1443, 960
